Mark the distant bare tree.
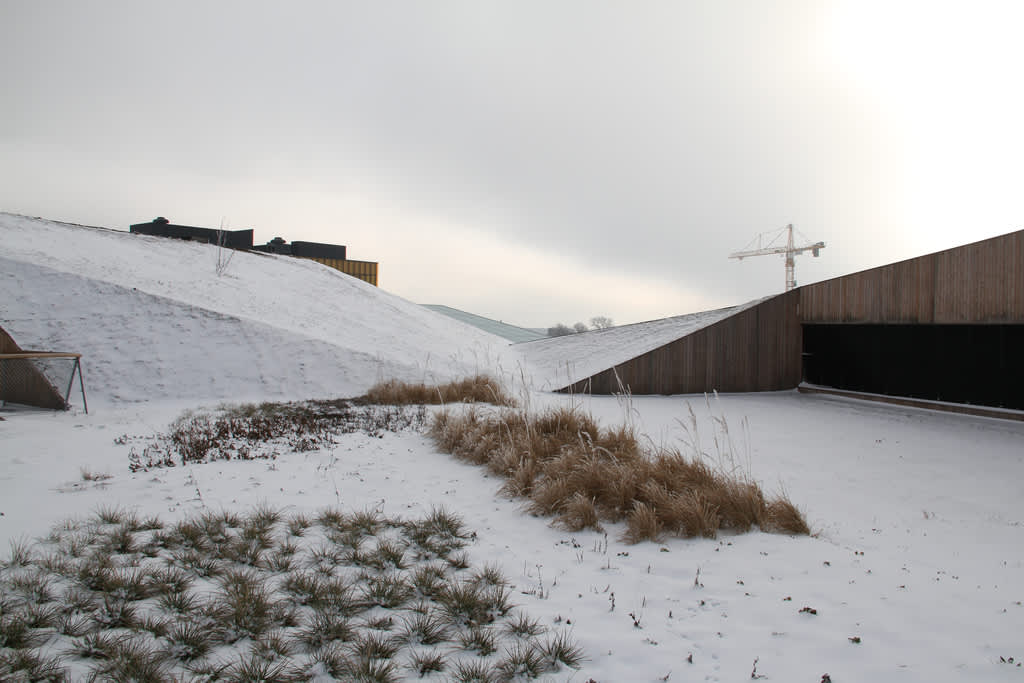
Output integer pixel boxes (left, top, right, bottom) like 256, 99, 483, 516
547, 323, 575, 337
572, 322, 588, 333
590, 316, 614, 330
214, 217, 235, 277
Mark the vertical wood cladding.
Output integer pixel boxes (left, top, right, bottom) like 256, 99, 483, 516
0, 326, 19, 354
799, 229, 1024, 324
308, 257, 379, 286
564, 291, 801, 395
561, 229, 1022, 396
0, 326, 68, 410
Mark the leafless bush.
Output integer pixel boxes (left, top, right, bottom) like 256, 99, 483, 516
127, 399, 427, 471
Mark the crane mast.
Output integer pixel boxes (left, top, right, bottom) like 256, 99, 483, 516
729, 224, 825, 291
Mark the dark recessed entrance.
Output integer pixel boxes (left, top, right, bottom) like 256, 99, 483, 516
802, 324, 1024, 410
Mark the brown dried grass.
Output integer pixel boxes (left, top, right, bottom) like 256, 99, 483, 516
593, 463, 644, 522
485, 442, 522, 478
648, 449, 718, 491
554, 493, 603, 532
764, 494, 810, 535
527, 477, 576, 517
428, 402, 809, 544
622, 502, 663, 544
364, 375, 515, 407
705, 481, 766, 533
664, 491, 721, 539
499, 458, 540, 498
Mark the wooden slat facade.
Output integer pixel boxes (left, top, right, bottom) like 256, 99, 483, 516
800, 229, 1024, 324
564, 291, 801, 395
307, 257, 379, 286
0, 326, 18, 354
0, 326, 68, 410
561, 229, 1023, 396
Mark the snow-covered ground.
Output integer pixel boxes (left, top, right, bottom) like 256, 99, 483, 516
2, 213, 1023, 681
1, 213, 512, 404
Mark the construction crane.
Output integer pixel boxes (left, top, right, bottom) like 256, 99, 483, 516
729, 224, 825, 291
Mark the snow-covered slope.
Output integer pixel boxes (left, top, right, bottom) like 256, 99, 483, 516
3, 212, 1024, 682
1, 213, 511, 403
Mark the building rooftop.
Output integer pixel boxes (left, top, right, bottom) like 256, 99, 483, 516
421, 305, 547, 343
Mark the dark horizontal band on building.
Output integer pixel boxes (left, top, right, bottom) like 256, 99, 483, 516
128, 218, 378, 286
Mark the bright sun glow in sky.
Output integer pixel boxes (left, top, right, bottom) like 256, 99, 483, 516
825, 0, 1024, 252
1, 1, 1022, 327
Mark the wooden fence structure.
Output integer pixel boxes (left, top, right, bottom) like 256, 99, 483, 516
800, 229, 1024, 324
308, 257, 379, 286
0, 327, 88, 412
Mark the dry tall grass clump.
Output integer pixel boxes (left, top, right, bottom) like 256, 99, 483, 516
364, 375, 516, 407
429, 405, 809, 542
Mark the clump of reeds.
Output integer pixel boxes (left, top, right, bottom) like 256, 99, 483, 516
363, 375, 516, 407
429, 404, 809, 542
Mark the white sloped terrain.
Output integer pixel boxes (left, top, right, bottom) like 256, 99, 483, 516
1, 213, 511, 404
1, 212, 1023, 682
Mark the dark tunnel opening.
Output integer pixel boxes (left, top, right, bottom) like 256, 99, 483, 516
802, 324, 1024, 410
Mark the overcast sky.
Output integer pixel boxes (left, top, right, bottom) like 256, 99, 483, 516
3, 1, 1023, 327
